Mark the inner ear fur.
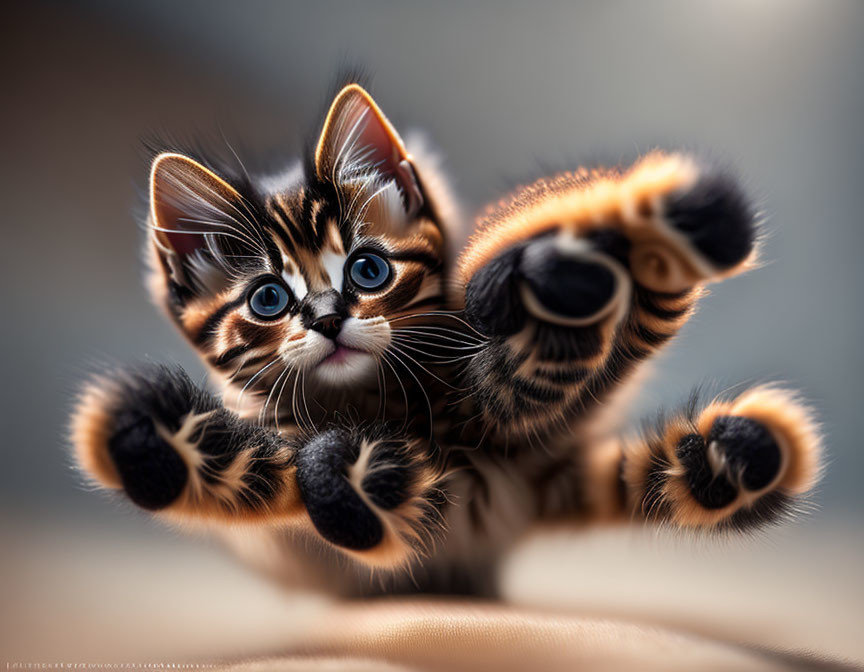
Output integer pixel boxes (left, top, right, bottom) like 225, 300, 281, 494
315, 84, 423, 215
149, 152, 253, 291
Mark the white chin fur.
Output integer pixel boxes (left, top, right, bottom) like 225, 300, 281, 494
312, 350, 378, 387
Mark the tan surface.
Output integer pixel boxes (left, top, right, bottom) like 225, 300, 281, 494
258, 601, 819, 672
2, 515, 862, 670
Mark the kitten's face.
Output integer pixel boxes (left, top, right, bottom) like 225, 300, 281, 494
147, 85, 448, 401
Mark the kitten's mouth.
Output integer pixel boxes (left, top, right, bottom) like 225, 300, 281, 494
319, 344, 367, 366
311, 341, 378, 387
304, 317, 390, 386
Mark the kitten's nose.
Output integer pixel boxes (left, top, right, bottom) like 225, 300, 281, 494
301, 289, 348, 339
310, 314, 343, 339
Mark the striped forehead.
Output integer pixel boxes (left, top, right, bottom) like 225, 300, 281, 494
263, 189, 352, 300
266, 190, 350, 252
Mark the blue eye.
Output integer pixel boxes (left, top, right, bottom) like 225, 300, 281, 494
249, 281, 291, 319
348, 253, 391, 291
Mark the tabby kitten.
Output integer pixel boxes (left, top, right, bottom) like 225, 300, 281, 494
71, 84, 822, 597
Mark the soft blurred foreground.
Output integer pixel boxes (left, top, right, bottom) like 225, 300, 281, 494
2, 512, 862, 668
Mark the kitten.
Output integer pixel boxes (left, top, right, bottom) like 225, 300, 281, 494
71, 83, 822, 597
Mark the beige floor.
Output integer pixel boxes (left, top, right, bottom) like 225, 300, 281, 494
1, 513, 862, 669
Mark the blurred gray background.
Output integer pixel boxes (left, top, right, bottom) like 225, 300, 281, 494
1, 0, 862, 663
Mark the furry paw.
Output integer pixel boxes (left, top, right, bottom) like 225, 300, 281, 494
634, 387, 822, 532
71, 364, 210, 509
464, 231, 629, 336
463, 155, 759, 335
104, 406, 191, 510
624, 158, 757, 293
678, 416, 782, 510
70, 364, 297, 520
664, 168, 755, 270
295, 427, 444, 567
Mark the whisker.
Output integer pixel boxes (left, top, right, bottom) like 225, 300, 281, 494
380, 351, 410, 431
237, 357, 280, 409
385, 349, 434, 438
375, 359, 387, 421
391, 333, 485, 352
276, 365, 303, 429
388, 343, 468, 392
290, 362, 303, 433
260, 363, 290, 427
301, 368, 317, 433
391, 326, 485, 346
390, 339, 480, 366
387, 311, 486, 337
389, 336, 480, 362
425, 352, 481, 365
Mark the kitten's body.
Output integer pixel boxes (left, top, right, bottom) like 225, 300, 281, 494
71, 84, 822, 598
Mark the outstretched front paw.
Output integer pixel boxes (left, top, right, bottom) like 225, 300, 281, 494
464, 230, 631, 336
70, 364, 297, 520
463, 154, 758, 337
295, 427, 444, 566
71, 365, 207, 509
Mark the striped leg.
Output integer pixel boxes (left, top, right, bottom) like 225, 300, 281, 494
552, 387, 823, 532
71, 364, 444, 567
457, 153, 757, 439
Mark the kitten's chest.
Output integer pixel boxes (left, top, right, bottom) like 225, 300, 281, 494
435, 422, 594, 546
228, 369, 454, 434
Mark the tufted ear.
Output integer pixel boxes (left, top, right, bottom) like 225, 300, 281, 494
314, 84, 423, 216
149, 152, 253, 292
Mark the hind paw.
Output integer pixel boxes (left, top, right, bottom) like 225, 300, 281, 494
633, 387, 822, 531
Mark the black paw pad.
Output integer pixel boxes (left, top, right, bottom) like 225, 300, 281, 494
676, 417, 783, 510
520, 237, 618, 320
295, 429, 384, 551
464, 246, 526, 336
465, 235, 621, 335
708, 416, 782, 492
665, 171, 755, 269
676, 433, 738, 509
107, 411, 188, 510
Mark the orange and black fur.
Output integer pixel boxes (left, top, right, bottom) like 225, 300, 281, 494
70, 84, 823, 597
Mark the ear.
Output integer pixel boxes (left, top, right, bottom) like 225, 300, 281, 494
149, 152, 252, 291
314, 84, 423, 216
